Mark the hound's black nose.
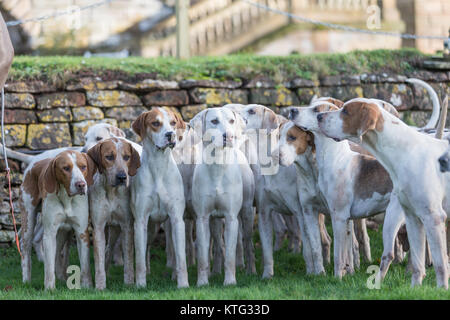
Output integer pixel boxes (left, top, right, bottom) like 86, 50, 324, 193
116, 171, 127, 184
439, 156, 449, 172
289, 108, 299, 120
165, 131, 175, 142
317, 114, 324, 122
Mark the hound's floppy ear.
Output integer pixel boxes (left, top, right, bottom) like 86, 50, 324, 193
231, 110, 246, 141
82, 153, 97, 186
41, 158, 58, 196
306, 131, 315, 153
132, 112, 149, 139
328, 98, 344, 108
357, 103, 383, 140
87, 141, 103, 173
128, 144, 141, 176
173, 112, 187, 142
107, 125, 126, 138
262, 107, 278, 130
189, 109, 209, 144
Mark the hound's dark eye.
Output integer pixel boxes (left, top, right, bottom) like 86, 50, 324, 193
96, 137, 102, 141
229, 119, 235, 124
248, 109, 255, 115
105, 155, 115, 161
63, 166, 71, 172
123, 155, 130, 161
152, 121, 160, 127
170, 121, 176, 126
342, 108, 348, 115
287, 135, 296, 141
80, 165, 87, 171
211, 119, 219, 125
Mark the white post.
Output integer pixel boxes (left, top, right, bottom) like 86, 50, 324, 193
176, 0, 190, 59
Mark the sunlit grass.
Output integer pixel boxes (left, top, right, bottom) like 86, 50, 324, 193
0, 225, 448, 300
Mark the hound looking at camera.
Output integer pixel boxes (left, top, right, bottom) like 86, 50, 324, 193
87, 137, 141, 290
288, 102, 405, 279
131, 107, 188, 288
20, 150, 95, 289
317, 99, 449, 289
190, 107, 254, 286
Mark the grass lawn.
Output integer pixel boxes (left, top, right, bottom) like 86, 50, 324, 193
8, 49, 426, 83
0, 225, 448, 300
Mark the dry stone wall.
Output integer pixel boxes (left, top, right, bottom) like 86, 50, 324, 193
0, 70, 449, 245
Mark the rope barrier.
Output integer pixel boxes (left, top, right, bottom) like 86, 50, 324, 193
6, 0, 119, 27
1, 88, 21, 257
241, 0, 448, 40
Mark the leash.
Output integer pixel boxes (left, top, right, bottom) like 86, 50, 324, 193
1, 88, 21, 257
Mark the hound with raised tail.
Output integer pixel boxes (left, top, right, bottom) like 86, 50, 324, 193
87, 137, 141, 290
131, 107, 188, 288
19, 150, 95, 289
317, 99, 449, 289
190, 107, 253, 286
288, 101, 404, 278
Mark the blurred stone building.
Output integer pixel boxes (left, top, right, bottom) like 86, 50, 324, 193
1, 0, 449, 56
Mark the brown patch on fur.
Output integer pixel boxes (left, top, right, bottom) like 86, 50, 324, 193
322, 98, 344, 108
286, 125, 315, 154
313, 103, 339, 113
341, 102, 384, 137
132, 109, 164, 138
127, 141, 141, 176
262, 107, 278, 129
108, 126, 126, 138
348, 141, 373, 157
79, 227, 90, 245
353, 155, 392, 200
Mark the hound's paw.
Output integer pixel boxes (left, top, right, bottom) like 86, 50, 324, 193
223, 278, 237, 286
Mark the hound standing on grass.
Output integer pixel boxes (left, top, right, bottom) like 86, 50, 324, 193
131, 107, 189, 288
190, 107, 251, 286
87, 137, 140, 290
20, 150, 95, 289
318, 99, 449, 289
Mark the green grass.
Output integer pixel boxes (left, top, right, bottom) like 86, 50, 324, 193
8, 49, 426, 84
0, 225, 449, 300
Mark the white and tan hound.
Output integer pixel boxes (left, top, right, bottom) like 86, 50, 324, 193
87, 137, 141, 290
318, 99, 449, 289
20, 150, 95, 289
131, 107, 189, 288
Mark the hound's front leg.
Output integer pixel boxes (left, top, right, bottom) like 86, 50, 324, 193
20, 200, 37, 284
423, 211, 448, 289
196, 215, 210, 286
378, 197, 405, 283
170, 214, 189, 288
258, 206, 274, 279
93, 222, 107, 290
75, 228, 93, 288
43, 228, 58, 290
330, 215, 352, 279
302, 208, 325, 274
121, 222, 135, 286
404, 212, 426, 287
223, 214, 239, 286
134, 215, 149, 288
